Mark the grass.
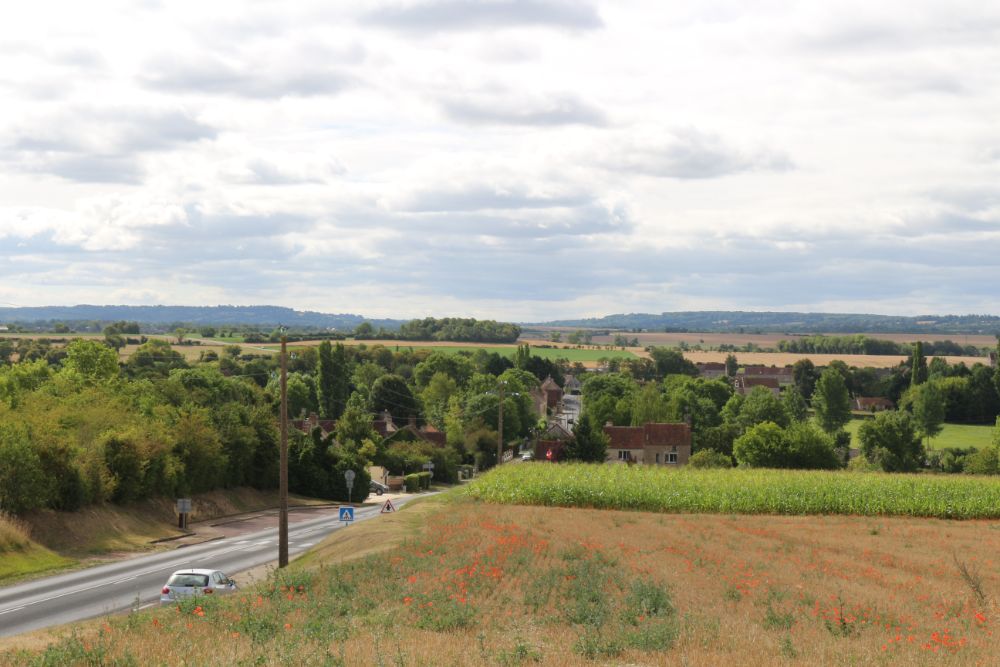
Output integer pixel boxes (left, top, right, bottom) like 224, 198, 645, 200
0, 514, 75, 583
4, 495, 997, 665
466, 463, 1000, 519
844, 418, 996, 451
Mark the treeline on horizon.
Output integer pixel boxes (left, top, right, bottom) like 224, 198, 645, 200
775, 335, 987, 357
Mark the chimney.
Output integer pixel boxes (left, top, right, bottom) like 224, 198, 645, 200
310, 412, 319, 428
382, 409, 394, 429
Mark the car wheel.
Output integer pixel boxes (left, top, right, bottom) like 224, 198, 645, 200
376, 488, 384, 496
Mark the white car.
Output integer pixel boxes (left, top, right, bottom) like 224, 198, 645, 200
160, 569, 237, 604
521, 452, 533, 461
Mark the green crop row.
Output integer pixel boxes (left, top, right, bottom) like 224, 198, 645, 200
466, 463, 1000, 519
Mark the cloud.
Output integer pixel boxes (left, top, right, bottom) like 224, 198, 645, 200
388, 183, 591, 212
441, 93, 608, 126
3, 108, 215, 183
606, 128, 794, 179
140, 56, 355, 98
363, 0, 602, 32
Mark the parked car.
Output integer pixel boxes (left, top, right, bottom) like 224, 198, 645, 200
521, 452, 533, 461
160, 569, 237, 604
370, 479, 389, 496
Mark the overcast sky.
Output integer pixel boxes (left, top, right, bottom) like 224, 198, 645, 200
2, 0, 999, 321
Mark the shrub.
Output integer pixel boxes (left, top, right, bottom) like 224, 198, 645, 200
688, 449, 732, 469
417, 471, 432, 490
403, 474, 421, 493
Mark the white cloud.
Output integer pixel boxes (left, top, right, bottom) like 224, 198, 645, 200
0, 0, 999, 319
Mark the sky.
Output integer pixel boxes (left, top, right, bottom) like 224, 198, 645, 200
1, 0, 999, 321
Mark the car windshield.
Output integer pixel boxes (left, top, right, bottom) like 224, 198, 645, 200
167, 573, 209, 587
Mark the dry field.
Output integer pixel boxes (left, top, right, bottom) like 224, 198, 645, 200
575, 331, 998, 348
6, 497, 997, 666
680, 350, 987, 369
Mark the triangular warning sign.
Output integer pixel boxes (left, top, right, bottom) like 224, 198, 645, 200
380, 498, 396, 513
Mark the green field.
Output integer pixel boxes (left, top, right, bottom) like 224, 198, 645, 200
844, 418, 995, 451
467, 463, 1000, 519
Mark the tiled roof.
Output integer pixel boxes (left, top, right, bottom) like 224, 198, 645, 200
643, 423, 691, 448
603, 425, 646, 450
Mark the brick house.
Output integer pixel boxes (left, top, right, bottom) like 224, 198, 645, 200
696, 362, 727, 379
540, 376, 563, 409
603, 422, 692, 465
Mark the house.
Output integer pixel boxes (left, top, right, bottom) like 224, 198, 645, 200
696, 362, 727, 379
733, 376, 780, 397
540, 376, 563, 409
603, 422, 692, 465
382, 416, 447, 447
563, 374, 582, 395
853, 397, 895, 412
540, 421, 573, 441
743, 365, 794, 385
291, 413, 336, 437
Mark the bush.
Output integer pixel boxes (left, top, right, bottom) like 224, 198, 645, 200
688, 449, 732, 469
417, 471, 432, 490
404, 474, 421, 493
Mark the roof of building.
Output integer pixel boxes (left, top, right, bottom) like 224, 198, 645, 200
541, 375, 562, 391
603, 422, 692, 450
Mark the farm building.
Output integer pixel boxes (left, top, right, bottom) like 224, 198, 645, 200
733, 375, 780, 396
853, 397, 895, 412
603, 422, 692, 466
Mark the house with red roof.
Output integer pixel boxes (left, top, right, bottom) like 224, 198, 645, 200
602, 422, 692, 465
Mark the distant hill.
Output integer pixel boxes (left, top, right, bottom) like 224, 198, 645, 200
536, 311, 1000, 335
0, 305, 403, 331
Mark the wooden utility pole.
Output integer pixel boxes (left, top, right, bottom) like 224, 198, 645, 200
496, 381, 505, 467
279, 335, 289, 568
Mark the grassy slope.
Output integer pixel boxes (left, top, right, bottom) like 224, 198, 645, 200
4, 492, 997, 666
844, 418, 995, 451
0, 488, 324, 583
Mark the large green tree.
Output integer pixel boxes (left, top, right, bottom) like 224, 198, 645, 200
909, 380, 945, 445
812, 367, 851, 434
911, 341, 928, 387
565, 413, 609, 463
316, 341, 350, 419
857, 410, 923, 472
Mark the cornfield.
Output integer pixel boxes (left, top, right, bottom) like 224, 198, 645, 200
466, 463, 1000, 519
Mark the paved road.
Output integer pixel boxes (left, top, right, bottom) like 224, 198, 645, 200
0, 497, 414, 638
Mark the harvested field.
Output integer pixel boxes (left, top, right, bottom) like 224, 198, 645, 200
6, 495, 996, 666
546, 330, 999, 349
680, 350, 986, 369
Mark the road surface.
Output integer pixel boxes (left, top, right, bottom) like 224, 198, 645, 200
0, 497, 414, 638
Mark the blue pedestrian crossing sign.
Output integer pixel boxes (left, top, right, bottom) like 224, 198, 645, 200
339, 506, 354, 522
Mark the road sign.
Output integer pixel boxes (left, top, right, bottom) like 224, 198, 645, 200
380, 498, 396, 513
176, 498, 192, 513
338, 506, 354, 522
344, 470, 356, 485
422, 462, 434, 479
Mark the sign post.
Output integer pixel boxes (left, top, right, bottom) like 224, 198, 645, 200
422, 461, 434, 480
344, 469, 356, 505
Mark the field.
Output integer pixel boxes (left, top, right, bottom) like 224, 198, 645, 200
5, 493, 997, 666
467, 464, 1000, 519
844, 419, 997, 452
546, 330, 1000, 349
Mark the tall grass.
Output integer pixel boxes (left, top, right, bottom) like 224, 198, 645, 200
466, 463, 1000, 519
0, 512, 30, 552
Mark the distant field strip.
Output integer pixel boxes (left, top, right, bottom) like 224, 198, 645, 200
279, 341, 638, 362
467, 464, 1000, 519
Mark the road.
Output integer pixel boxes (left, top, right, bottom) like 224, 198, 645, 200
0, 497, 414, 638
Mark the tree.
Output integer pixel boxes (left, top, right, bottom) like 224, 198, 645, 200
564, 413, 609, 462
909, 381, 945, 445
911, 341, 928, 387
738, 386, 790, 430
733, 422, 785, 468
792, 359, 818, 399
725, 354, 738, 378
371, 374, 419, 424
813, 367, 851, 434
63, 338, 119, 382
317, 341, 350, 419
733, 421, 838, 469
781, 386, 808, 422
648, 347, 697, 378
631, 382, 670, 425
334, 404, 380, 449
858, 410, 923, 472
550, 331, 562, 343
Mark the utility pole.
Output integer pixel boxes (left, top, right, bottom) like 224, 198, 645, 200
496, 380, 505, 467
278, 334, 289, 568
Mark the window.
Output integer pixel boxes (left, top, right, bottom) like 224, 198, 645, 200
655, 453, 661, 464
667, 452, 678, 464
167, 573, 209, 588
618, 450, 630, 461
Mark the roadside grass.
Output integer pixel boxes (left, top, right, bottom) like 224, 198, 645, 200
844, 418, 995, 451
0, 488, 327, 584
4, 495, 997, 666
467, 463, 1000, 519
